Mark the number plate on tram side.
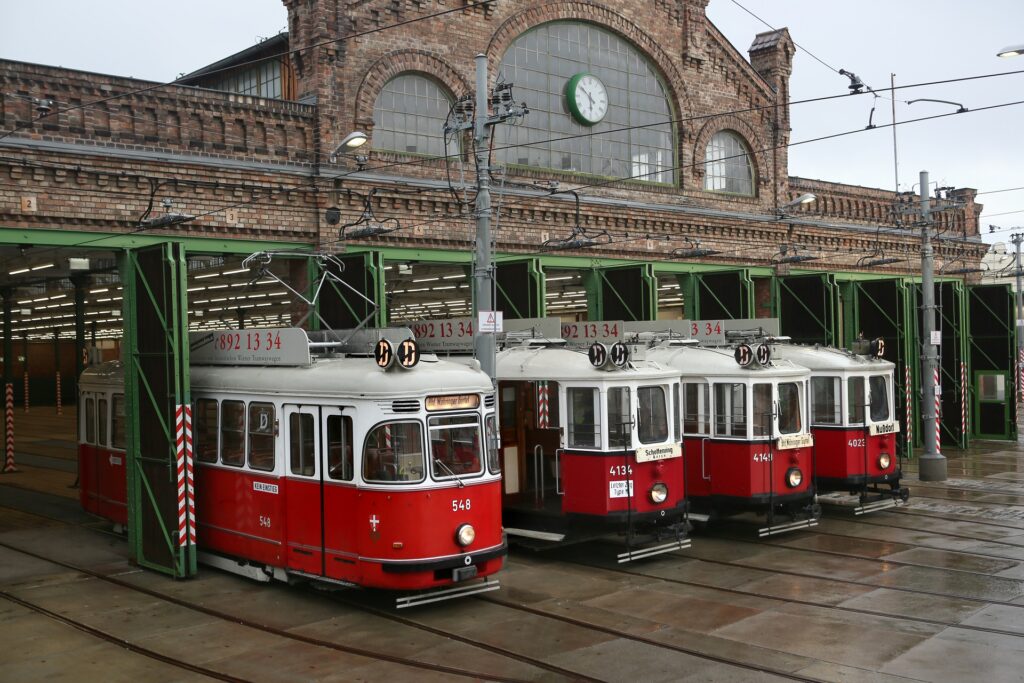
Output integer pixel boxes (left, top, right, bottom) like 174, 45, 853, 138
609, 480, 634, 498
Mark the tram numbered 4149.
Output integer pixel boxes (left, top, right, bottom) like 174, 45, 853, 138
78, 327, 506, 608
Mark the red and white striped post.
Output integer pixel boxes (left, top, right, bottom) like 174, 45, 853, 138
4, 383, 17, 473
904, 364, 913, 446
934, 368, 942, 455
22, 372, 28, 413
55, 371, 62, 416
175, 404, 196, 546
537, 381, 550, 428
1018, 347, 1024, 407
960, 361, 967, 441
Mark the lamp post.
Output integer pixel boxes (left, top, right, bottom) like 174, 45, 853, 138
1012, 233, 1024, 444
918, 170, 946, 481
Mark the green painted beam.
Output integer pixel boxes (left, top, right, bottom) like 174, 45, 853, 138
0, 227, 311, 254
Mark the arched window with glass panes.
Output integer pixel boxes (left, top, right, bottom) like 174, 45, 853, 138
371, 73, 458, 157
494, 21, 675, 184
703, 130, 755, 196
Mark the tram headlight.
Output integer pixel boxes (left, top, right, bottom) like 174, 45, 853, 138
878, 453, 892, 469
785, 468, 803, 488
455, 523, 476, 547
649, 483, 669, 504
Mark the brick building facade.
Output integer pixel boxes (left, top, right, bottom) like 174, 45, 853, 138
0, 0, 988, 323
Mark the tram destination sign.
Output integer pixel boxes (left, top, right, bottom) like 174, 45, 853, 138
776, 433, 814, 450
635, 443, 682, 463
869, 421, 900, 436
189, 328, 312, 366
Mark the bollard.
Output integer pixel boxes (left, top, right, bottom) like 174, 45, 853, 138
23, 372, 29, 413
4, 383, 16, 473
934, 368, 941, 455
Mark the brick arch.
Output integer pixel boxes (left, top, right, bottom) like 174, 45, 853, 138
353, 50, 471, 131
487, 2, 695, 129
691, 116, 769, 193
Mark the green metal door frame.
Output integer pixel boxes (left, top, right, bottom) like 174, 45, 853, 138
121, 242, 195, 578
973, 370, 1012, 439
772, 272, 840, 345
967, 283, 1016, 440
495, 258, 545, 318
591, 263, 657, 321
318, 251, 385, 328
675, 269, 753, 320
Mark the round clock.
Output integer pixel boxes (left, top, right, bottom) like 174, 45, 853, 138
566, 73, 608, 126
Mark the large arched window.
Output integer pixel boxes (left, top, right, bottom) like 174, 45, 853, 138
372, 73, 457, 157
495, 22, 675, 184
704, 131, 754, 195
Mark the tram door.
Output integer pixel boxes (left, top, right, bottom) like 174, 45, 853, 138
499, 380, 560, 506
283, 405, 323, 575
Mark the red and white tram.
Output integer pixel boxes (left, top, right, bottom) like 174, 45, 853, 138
772, 341, 909, 513
78, 327, 505, 606
642, 338, 820, 536
490, 331, 690, 562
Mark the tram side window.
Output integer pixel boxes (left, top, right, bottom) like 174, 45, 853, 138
752, 383, 773, 437
607, 387, 632, 446
84, 397, 95, 444
848, 377, 866, 425
327, 414, 354, 481
248, 402, 276, 472
714, 383, 747, 438
567, 387, 600, 449
638, 386, 668, 444
289, 413, 315, 476
869, 375, 890, 422
429, 414, 483, 478
811, 377, 841, 425
111, 395, 126, 450
778, 383, 803, 434
682, 382, 710, 435
221, 400, 246, 467
363, 422, 424, 483
485, 414, 500, 474
97, 398, 109, 447
195, 399, 219, 463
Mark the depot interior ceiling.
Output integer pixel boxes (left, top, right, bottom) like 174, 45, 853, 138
0, 245, 697, 340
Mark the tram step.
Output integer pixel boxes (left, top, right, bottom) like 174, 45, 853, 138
854, 498, 902, 515
504, 528, 566, 542
758, 517, 819, 537
617, 538, 692, 563
396, 578, 500, 609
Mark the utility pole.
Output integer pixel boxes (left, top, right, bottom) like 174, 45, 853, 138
919, 170, 947, 481
446, 54, 527, 383
472, 54, 495, 382
1012, 232, 1024, 444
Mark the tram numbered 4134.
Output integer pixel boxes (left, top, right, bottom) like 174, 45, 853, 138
77, 327, 506, 608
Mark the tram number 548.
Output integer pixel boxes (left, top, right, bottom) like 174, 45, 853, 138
451, 499, 472, 512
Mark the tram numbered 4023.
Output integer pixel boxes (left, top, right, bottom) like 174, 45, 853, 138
77, 327, 505, 608
771, 339, 910, 514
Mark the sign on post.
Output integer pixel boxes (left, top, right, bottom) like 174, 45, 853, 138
478, 311, 503, 334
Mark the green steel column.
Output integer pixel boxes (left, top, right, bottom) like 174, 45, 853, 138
676, 274, 698, 319
73, 277, 86, 388
840, 280, 858, 348
584, 269, 602, 320
366, 250, 386, 327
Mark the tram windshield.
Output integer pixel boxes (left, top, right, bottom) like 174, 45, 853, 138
567, 387, 600, 449
429, 414, 484, 479
848, 376, 866, 425
637, 386, 668, 444
869, 375, 890, 422
778, 382, 803, 434
363, 421, 424, 483
811, 376, 841, 425
607, 387, 632, 447
714, 383, 747, 438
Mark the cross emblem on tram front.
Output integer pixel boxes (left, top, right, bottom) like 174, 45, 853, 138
369, 515, 380, 532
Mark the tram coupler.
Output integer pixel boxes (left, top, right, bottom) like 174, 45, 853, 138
758, 503, 820, 538
616, 520, 691, 563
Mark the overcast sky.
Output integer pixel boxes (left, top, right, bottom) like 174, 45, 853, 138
3, 0, 1023, 245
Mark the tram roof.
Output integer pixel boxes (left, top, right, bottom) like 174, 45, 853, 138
770, 344, 895, 372
80, 357, 492, 398
643, 343, 810, 379
494, 344, 679, 382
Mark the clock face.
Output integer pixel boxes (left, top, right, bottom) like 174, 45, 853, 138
566, 73, 608, 126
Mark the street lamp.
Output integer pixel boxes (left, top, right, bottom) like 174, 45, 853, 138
997, 44, 1024, 58
776, 193, 816, 217
328, 130, 369, 164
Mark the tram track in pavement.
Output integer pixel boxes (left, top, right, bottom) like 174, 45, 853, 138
0, 539, 547, 683
562, 539, 1024, 641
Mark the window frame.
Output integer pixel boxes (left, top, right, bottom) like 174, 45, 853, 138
362, 420, 426, 485
703, 130, 756, 196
